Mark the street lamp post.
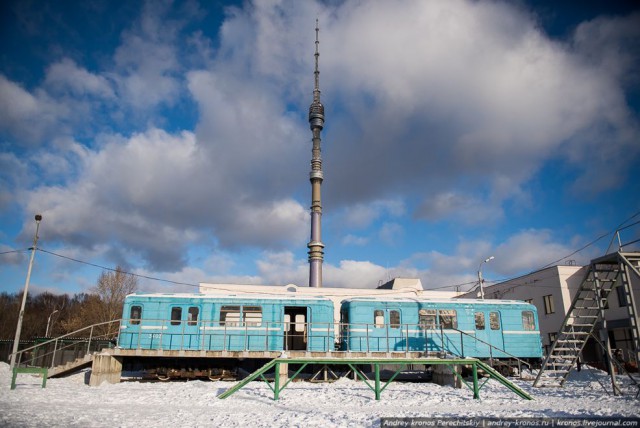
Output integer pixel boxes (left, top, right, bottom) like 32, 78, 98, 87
9, 214, 42, 370
46, 309, 59, 337
478, 256, 495, 300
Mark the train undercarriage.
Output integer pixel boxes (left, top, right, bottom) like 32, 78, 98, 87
120, 356, 540, 382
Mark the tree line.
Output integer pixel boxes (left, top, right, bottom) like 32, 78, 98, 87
0, 267, 137, 340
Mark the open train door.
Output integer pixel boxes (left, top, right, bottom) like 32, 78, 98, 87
284, 306, 307, 351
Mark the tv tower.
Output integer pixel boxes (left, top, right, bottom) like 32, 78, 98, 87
308, 20, 325, 288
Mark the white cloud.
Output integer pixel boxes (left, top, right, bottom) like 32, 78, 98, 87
492, 229, 595, 274
417, 191, 504, 225
339, 199, 406, 229
572, 12, 640, 86
4, 0, 638, 289
0, 75, 69, 145
320, 0, 639, 211
44, 59, 115, 99
111, 2, 183, 110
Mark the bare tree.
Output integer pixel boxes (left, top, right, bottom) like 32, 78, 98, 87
62, 267, 139, 338
91, 266, 138, 337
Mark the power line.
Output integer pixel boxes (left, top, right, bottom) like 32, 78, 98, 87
540, 209, 640, 269
16, 209, 640, 295
0, 248, 29, 256
37, 248, 200, 289
436, 209, 640, 292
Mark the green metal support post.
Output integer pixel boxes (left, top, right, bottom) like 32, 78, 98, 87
11, 367, 48, 390
374, 363, 381, 400
472, 361, 479, 399
274, 362, 280, 401
218, 357, 533, 401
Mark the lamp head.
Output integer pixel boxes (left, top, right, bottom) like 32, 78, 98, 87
35, 214, 42, 222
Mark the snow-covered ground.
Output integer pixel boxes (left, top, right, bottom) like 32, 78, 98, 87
1, 362, 638, 427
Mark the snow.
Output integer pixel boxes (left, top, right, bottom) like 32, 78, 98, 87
1, 362, 638, 427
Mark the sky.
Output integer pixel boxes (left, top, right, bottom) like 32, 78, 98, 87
1, 0, 639, 296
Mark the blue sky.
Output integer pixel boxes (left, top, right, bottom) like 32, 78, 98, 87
1, 0, 639, 296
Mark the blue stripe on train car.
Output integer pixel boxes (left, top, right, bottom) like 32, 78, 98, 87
118, 294, 335, 352
339, 298, 542, 359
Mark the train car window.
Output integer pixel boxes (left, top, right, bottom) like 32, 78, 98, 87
438, 310, 457, 329
374, 310, 384, 328
489, 312, 500, 330
130, 306, 142, 325
389, 310, 400, 329
187, 307, 199, 326
522, 311, 535, 331
474, 312, 485, 330
221, 305, 241, 327
419, 309, 436, 329
243, 306, 262, 327
171, 307, 182, 325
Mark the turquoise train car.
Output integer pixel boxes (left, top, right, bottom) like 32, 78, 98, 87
118, 293, 335, 352
339, 298, 542, 360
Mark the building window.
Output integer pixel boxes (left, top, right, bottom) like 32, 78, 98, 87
600, 289, 609, 309
243, 306, 263, 326
389, 310, 400, 329
522, 311, 535, 331
374, 310, 385, 328
130, 306, 142, 325
221, 305, 241, 327
616, 285, 628, 307
438, 310, 457, 329
475, 312, 485, 330
489, 312, 500, 330
171, 307, 182, 325
543, 295, 555, 314
419, 309, 436, 329
188, 307, 199, 326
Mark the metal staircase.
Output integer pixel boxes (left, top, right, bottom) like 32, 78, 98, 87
533, 251, 640, 391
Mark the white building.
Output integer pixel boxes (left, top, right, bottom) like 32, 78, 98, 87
458, 262, 640, 366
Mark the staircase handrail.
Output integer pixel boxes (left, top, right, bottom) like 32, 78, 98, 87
451, 327, 532, 369
605, 221, 640, 254
11, 319, 122, 367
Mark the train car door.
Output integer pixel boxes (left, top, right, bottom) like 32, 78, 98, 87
487, 311, 505, 356
184, 305, 201, 350
386, 308, 404, 351
284, 306, 307, 351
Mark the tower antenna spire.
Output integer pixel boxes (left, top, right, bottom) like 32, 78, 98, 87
308, 19, 325, 288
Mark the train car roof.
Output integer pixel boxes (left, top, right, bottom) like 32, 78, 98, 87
125, 292, 334, 301
341, 297, 532, 305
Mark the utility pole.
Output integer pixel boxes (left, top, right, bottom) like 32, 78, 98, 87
477, 256, 494, 300
10, 214, 42, 369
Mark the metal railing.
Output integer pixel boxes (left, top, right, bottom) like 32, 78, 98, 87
11, 320, 121, 369
12, 318, 539, 371
606, 221, 640, 253
451, 328, 533, 370
117, 318, 536, 361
